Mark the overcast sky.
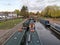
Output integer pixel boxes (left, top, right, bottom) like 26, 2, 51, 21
0, 0, 60, 12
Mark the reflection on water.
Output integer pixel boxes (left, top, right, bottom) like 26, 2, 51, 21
47, 27, 60, 40
50, 29, 60, 40
51, 31, 60, 40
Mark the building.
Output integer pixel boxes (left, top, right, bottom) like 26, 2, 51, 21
8, 12, 17, 19
0, 12, 17, 20
0, 12, 7, 21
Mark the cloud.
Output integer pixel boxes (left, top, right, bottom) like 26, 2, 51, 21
0, 0, 60, 12
26, 0, 60, 12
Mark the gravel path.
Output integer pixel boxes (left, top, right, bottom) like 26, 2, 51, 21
45, 18, 60, 24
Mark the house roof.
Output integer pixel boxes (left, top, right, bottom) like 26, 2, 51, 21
0, 13, 7, 16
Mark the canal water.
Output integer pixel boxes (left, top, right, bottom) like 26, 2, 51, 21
35, 22, 60, 45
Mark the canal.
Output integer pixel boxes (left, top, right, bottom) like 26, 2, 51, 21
35, 22, 60, 45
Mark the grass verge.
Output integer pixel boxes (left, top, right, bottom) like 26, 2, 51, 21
0, 18, 23, 30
